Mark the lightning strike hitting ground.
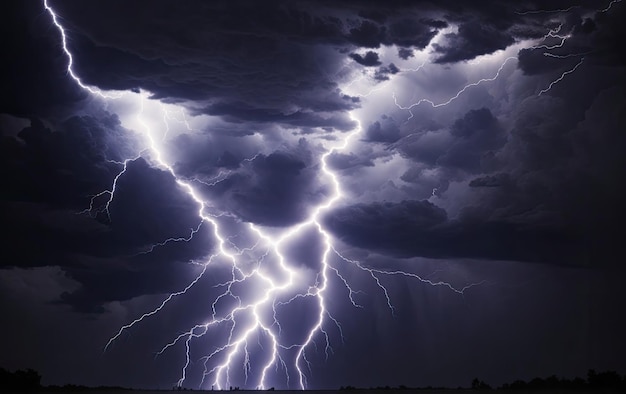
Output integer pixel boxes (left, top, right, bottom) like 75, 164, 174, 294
48, 0, 606, 389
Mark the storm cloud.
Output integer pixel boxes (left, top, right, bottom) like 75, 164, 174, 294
1, 0, 625, 390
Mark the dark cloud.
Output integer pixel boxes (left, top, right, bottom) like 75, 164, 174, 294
374, 63, 400, 81
395, 132, 448, 167
349, 51, 382, 67
32, 0, 448, 132
496, 86, 626, 245
398, 47, 414, 59
1, 115, 139, 209
107, 159, 201, 243
2, 0, 626, 388
365, 116, 402, 143
0, 116, 211, 311
201, 100, 357, 131
469, 173, 510, 188
347, 20, 387, 48
0, 197, 210, 313
517, 47, 572, 76
573, 17, 597, 34
438, 108, 505, 173
585, 4, 626, 66
334, 2, 446, 49
332, 62, 626, 267
203, 150, 325, 227
517, 3, 626, 74
395, 108, 504, 175
421, 18, 448, 29
168, 133, 255, 180
387, 18, 438, 48
357, 9, 388, 24
434, 21, 516, 63
41, 1, 353, 131
325, 199, 584, 264
326, 152, 374, 170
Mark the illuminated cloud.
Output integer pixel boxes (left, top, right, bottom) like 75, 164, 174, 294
1, 0, 625, 390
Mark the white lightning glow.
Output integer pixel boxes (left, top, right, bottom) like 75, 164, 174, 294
46, 0, 612, 389
528, 23, 571, 51
44, 1, 124, 99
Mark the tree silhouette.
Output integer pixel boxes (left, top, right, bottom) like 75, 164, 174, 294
471, 378, 492, 390
0, 368, 42, 391
588, 369, 622, 389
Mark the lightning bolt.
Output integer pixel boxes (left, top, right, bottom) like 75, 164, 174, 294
515, 5, 580, 15
392, 56, 517, 121
599, 0, 622, 13
542, 52, 591, 59
135, 222, 204, 255
515, 0, 622, 16
393, 0, 621, 113
79, 155, 141, 221
43, 1, 492, 389
531, 0, 621, 96
44, 0, 124, 100
538, 57, 585, 96
528, 23, 571, 51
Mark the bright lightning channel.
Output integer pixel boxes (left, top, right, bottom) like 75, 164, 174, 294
599, 0, 622, 13
44, 0, 123, 100
44, 0, 486, 389
538, 57, 585, 95
531, 0, 621, 94
392, 56, 517, 121
392, 0, 620, 114
515, 5, 580, 15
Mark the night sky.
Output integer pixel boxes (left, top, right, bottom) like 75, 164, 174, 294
1, 0, 626, 390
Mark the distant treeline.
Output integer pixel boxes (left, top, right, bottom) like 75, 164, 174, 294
3, 366, 626, 391
339, 369, 626, 391
0, 368, 129, 392
0, 368, 41, 391
491, 369, 624, 391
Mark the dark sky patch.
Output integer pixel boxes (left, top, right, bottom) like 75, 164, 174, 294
0, 2, 85, 116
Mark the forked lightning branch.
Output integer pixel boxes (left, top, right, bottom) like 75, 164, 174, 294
42, 0, 603, 389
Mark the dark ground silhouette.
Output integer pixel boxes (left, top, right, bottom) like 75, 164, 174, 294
2, 367, 625, 392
